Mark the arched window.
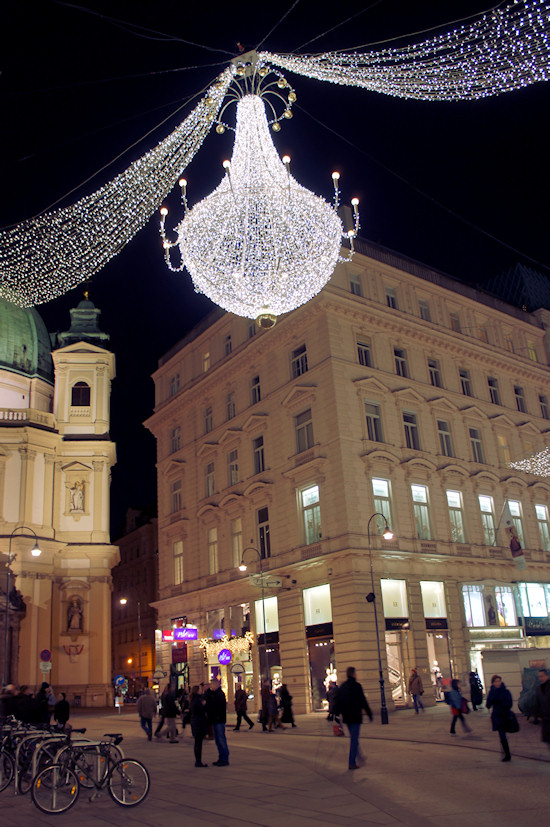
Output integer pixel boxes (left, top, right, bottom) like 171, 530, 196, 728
71, 381, 90, 406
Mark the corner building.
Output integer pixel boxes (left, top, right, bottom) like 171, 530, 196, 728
146, 239, 550, 715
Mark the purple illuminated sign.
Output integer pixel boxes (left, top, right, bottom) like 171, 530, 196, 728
173, 627, 198, 641
218, 648, 232, 665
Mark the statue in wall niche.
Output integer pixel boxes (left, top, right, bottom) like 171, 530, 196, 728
67, 596, 83, 632
70, 480, 84, 511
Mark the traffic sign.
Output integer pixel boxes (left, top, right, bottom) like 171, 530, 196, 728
39, 661, 52, 672
114, 674, 126, 687
40, 649, 51, 662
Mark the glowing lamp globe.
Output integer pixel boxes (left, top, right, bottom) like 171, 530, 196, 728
162, 94, 352, 328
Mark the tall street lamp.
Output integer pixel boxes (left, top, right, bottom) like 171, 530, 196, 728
120, 594, 142, 695
238, 546, 270, 685
2, 526, 42, 689
365, 512, 394, 725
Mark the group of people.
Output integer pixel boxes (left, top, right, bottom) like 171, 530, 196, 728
0, 681, 70, 728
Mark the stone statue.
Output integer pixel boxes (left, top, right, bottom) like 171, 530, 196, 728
67, 597, 83, 632
70, 481, 84, 511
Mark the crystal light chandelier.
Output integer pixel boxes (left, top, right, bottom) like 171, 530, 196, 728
160, 64, 358, 328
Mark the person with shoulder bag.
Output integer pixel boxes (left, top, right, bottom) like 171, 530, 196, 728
486, 674, 516, 762
448, 679, 472, 735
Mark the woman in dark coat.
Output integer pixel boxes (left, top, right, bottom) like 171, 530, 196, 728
486, 674, 513, 761
278, 684, 296, 727
190, 685, 209, 767
469, 671, 484, 711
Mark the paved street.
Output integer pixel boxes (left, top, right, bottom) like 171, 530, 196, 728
2, 704, 550, 825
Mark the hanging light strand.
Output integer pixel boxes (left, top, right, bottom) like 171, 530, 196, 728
0, 68, 233, 307
509, 446, 550, 476
262, 0, 550, 101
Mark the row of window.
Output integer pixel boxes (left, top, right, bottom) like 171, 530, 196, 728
358, 340, 548, 418
350, 275, 539, 361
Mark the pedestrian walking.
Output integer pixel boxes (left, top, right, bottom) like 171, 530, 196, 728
326, 680, 338, 721
53, 692, 70, 729
260, 679, 270, 731
161, 685, 179, 743
278, 684, 296, 727
535, 668, 550, 747
485, 674, 514, 761
136, 688, 157, 741
233, 685, 254, 730
154, 685, 167, 738
190, 685, 209, 766
333, 666, 373, 770
205, 678, 229, 765
469, 671, 484, 710
447, 678, 472, 735
266, 689, 281, 731
408, 668, 424, 714
35, 682, 51, 725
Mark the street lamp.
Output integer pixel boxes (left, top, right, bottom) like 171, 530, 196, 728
238, 546, 270, 685
120, 594, 142, 695
2, 526, 42, 689
365, 512, 394, 725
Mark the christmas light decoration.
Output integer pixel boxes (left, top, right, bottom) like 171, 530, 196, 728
509, 446, 550, 476
160, 90, 358, 328
263, 0, 550, 101
0, 68, 233, 307
199, 632, 255, 662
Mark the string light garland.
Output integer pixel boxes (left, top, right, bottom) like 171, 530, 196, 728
509, 446, 550, 476
199, 632, 255, 662
0, 0, 549, 309
0, 68, 233, 307
263, 0, 550, 101
160, 76, 358, 328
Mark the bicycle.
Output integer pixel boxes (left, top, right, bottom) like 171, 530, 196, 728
31, 732, 149, 814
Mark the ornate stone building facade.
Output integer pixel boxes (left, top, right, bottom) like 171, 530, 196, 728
146, 240, 550, 714
0, 296, 118, 705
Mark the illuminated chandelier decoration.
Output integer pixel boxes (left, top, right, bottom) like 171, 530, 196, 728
0, 0, 549, 310
160, 67, 358, 328
509, 446, 550, 476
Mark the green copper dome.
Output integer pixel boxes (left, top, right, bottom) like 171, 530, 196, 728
0, 297, 54, 383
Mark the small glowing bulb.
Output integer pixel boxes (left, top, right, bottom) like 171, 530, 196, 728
216, 124, 225, 134
283, 109, 293, 119
351, 197, 359, 205
288, 91, 297, 102
332, 172, 340, 180
179, 179, 187, 188
239, 564, 247, 572
282, 155, 291, 165
160, 207, 168, 216
272, 122, 281, 132
222, 160, 231, 169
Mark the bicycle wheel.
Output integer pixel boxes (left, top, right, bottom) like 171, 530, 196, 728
58, 746, 99, 789
31, 765, 80, 814
108, 759, 149, 807
0, 751, 15, 792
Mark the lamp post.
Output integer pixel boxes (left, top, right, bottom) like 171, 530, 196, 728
238, 546, 270, 686
120, 594, 142, 695
365, 512, 394, 725
2, 526, 42, 689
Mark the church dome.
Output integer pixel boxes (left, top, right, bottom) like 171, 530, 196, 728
0, 297, 54, 383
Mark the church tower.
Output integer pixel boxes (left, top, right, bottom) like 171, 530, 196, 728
1, 294, 118, 705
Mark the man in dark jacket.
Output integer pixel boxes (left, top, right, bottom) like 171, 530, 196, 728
205, 678, 229, 765
233, 685, 254, 731
334, 667, 373, 770
535, 669, 550, 746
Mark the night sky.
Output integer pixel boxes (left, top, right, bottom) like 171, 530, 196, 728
2, 0, 549, 536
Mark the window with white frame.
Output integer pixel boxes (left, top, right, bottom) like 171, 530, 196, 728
170, 480, 182, 513
527, 341, 538, 362
494, 586, 517, 627
497, 434, 511, 465
231, 517, 243, 568
251, 375, 261, 405
504, 335, 514, 353
372, 478, 393, 529
257, 507, 271, 559
469, 428, 484, 463
255, 596, 279, 634
463, 585, 485, 627
381, 579, 408, 617
204, 406, 213, 434
394, 348, 408, 378
205, 462, 215, 497
450, 312, 461, 333
228, 449, 239, 486
364, 401, 383, 442
488, 377, 500, 405
170, 425, 181, 453
507, 500, 525, 545
446, 490, 465, 542
437, 419, 453, 457
519, 582, 550, 617
459, 368, 473, 396
303, 584, 332, 626
169, 374, 180, 396
350, 274, 362, 296
479, 326, 489, 343
403, 411, 420, 450
411, 484, 431, 540
419, 299, 431, 322
540, 395, 549, 420
291, 344, 308, 378
420, 581, 447, 618
295, 408, 314, 453
300, 484, 321, 545
226, 391, 236, 420
203, 352, 210, 372
514, 385, 526, 413
208, 527, 218, 574
478, 495, 496, 545
357, 340, 372, 367
173, 539, 184, 585
253, 435, 265, 474
428, 359, 442, 388
536, 504, 550, 551
386, 287, 398, 309
224, 335, 232, 356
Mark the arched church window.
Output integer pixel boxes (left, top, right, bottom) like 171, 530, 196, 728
71, 381, 90, 406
